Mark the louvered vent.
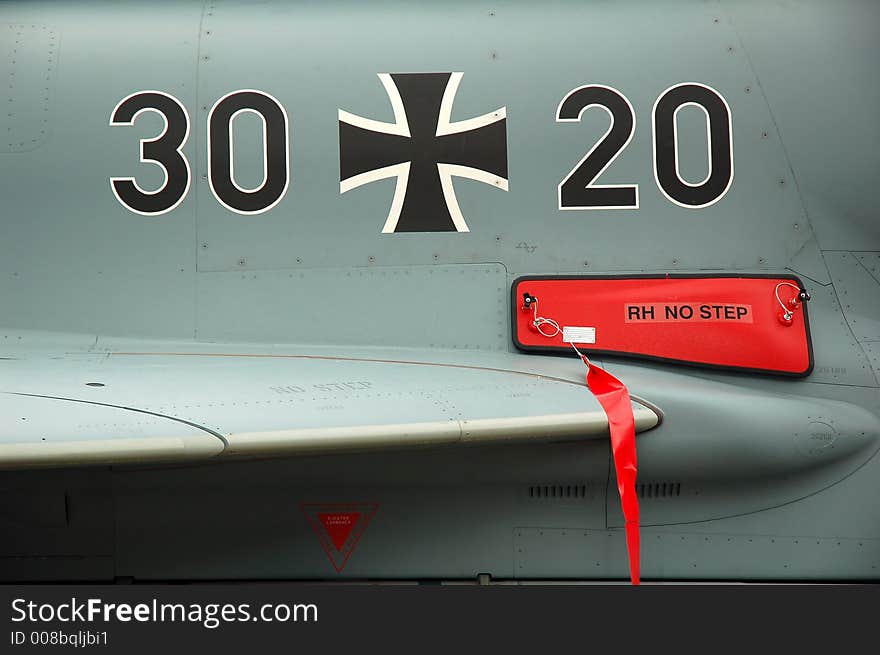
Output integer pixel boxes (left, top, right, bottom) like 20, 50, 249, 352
527, 484, 590, 499
636, 482, 681, 499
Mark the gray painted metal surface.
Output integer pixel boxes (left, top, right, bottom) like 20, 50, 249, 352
1, 0, 879, 581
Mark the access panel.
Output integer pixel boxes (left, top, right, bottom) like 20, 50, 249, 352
512, 274, 812, 376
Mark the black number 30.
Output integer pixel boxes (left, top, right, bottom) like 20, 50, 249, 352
207, 90, 290, 215
109, 91, 191, 216
110, 89, 290, 216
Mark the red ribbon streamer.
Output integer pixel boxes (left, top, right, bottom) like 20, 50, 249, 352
581, 355, 640, 585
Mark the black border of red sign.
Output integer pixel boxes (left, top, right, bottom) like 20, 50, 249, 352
511, 272, 814, 378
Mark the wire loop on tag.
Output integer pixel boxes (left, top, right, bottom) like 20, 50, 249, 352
775, 282, 800, 322
529, 298, 562, 338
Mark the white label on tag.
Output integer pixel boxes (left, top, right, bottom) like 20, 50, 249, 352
563, 326, 596, 344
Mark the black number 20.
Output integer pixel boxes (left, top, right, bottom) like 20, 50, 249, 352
652, 83, 733, 208
557, 82, 733, 210
556, 85, 638, 210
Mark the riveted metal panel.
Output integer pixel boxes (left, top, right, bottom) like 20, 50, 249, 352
0, 23, 57, 152
514, 527, 880, 580
197, 264, 509, 348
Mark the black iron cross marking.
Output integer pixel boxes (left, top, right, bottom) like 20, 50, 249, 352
339, 72, 508, 233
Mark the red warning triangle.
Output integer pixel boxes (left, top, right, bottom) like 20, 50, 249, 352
300, 503, 378, 573
320, 512, 360, 551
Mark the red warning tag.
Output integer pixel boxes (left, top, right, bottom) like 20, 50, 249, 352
300, 503, 378, 573
581, 355, 639, 585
